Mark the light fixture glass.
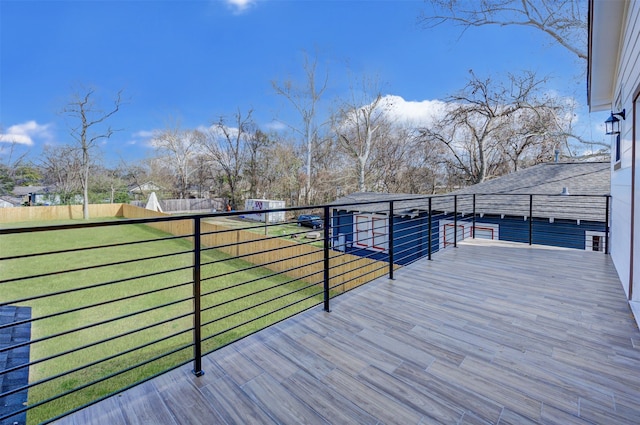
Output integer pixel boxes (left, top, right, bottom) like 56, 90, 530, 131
605, 109, 626, 135
605, 113, 620, 135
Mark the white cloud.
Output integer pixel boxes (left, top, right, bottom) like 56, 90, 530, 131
125, 129, 158, 147
379, 95, 448, 128
133, 130, 155, 139
0, 120, 53, 146
264, 120, 288, 132
196, 124, 215, 134
225, 0, 258, 14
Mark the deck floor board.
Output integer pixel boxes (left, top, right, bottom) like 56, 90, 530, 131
51, 240, 640, 424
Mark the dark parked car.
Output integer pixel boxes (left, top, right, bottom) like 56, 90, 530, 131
297, 214, 323, 229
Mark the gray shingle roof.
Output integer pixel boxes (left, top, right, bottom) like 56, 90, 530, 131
331, 192, 432, 216
11, 186, 50, 196
332, 162, 610, 222
0, 196, 23, 206
451, 162, 610, 196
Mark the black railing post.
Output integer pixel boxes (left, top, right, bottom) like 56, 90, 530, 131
605, 195, 611, 255
454, 195, 458, 248
472, 194, 476, 239
192, 217, 204, 377
323, 205, 331, 312
529, 194, 533, 245
388, 201, 395, 279
428, 197, 432, 260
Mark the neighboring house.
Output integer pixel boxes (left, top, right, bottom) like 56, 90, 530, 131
185, 185, 213, 199
11, 185, 57, 205
331, 192, 439, 265
12, 185, 47, 205
128, 182, 164, 200
11, 186, 83, 205
588, 0, 640, 312
0, 196, 22, 208
450, 162, 610, 252
331, 162, 610, 265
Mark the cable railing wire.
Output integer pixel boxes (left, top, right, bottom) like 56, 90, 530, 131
0, 193, 610, 424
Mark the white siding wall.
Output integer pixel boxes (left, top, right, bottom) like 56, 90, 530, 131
611, 168, 632, 296
635, 109, 640, 301
610, 1, 640, 299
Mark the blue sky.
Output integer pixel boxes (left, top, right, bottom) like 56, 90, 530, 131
1, 0, 603, 166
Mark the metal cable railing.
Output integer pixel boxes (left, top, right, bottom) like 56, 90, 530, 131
0, 193, 610, 424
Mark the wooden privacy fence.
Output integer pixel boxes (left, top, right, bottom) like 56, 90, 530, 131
121, 204, 392, 293
0, 204, 124, 223
130, 198, 226, 213
0, 203, 391, 292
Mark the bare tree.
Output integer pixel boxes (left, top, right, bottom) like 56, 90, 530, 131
368, 125, 439, 194
0, 141, 31, 195
419, 0, 587, 61
40, 145, 82, 204
244, 129, 272, 198
311, 135, 347, 202
419, 70, 559, 185
152, 124, 203, 198
497, 104, 560, 171
547, 97, 610, 160
144, 157, 175, 199
89, 164, 134, 203
191, 154, 214, 199
333, 76, 389, 192
63, 87, 122, 218
201, 109, 255, 209
272, 52, 328, 205
0, 164, 14, 196
418, 1, 608, 161
260, 139, 304, 205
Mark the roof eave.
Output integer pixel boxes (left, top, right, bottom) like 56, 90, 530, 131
587, 0, 627, 112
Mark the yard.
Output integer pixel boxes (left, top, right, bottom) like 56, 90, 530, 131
203, 216, 325, 247
1, 219, 326, 423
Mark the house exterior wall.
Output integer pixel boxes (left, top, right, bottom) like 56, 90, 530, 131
331, 209, 440, 266
244, 199, 286, 223
612, 168, 633, 293
332, 209, 604, 265
393, 214, 440, 264
608, 1, 640, 299
472, 216, 606, 251
332, 210, 389, 262
635, 98, 640, 300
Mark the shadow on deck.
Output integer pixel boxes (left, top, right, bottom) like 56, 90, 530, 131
53, 240, 640, 425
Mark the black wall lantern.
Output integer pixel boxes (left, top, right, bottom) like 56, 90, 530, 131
605, 109, 626, 135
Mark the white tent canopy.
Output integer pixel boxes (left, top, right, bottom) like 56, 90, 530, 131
145, 192, 163, 213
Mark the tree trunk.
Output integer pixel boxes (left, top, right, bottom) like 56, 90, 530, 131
305, 127, 312, 205
82, 146, 90, 219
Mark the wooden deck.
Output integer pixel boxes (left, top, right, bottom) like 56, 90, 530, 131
52, 240, 640, 425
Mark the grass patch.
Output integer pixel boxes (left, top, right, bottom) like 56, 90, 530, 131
1, 219, 326, 423
203, 216, 325, 248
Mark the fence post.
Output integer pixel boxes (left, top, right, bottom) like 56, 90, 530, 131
388, 201, 395, 279
454, 195, 458, 248
192, 217, 204, 377
605, 195, 611, 255
428, 197, 432, 260
472, 194, 476, 239
323, 205, 331, 312
529, 195, 533, 245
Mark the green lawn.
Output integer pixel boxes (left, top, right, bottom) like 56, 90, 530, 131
203, 216, 325, 247
0, 220, 325, 423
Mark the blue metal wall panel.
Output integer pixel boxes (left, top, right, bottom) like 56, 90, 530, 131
333, 208, 606, 265
472, 215, 606, 250
332, 209, 440, 266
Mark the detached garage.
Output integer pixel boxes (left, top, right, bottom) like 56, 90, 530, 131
331, 162, 611, 265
